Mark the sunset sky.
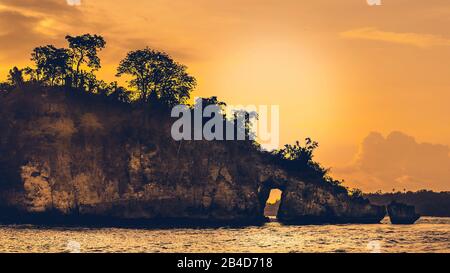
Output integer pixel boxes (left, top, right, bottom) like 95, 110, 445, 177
0, 0, 449, 192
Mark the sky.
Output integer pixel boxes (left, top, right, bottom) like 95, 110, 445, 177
0, 0, 449, 192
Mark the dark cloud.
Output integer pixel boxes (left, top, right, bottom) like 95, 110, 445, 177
335, 131, 450, 192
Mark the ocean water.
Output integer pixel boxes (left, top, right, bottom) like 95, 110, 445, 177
0, 217, 448, 253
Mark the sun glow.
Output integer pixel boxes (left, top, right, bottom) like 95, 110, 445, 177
204, 38, 338, 150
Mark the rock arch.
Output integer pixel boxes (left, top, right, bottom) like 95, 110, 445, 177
257, 167, 290, 218
256, 166, 386, 224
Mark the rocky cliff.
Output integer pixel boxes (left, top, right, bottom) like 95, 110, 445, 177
0, 86, 386, 226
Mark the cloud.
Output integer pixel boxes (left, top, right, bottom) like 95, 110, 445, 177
334, 131, 450, 192
340, 27, 450, 48
0, 10, 52, 62
0, 0, 81, 16
0, 0, 107, 64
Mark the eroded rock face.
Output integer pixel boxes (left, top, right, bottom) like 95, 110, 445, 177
0, 87, 385, 225
257, 167, 386, 224
278, 180, 386, 224
0, 87, 264, 224
387, 202, 420, 225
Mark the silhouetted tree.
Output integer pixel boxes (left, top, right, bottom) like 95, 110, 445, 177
200, 96, 227, 109
279, 138, 319, 164
1, 33, 131, 103
272, 138, 329, 183
193, 97, 227, 115
23, 66, 40, 82
66, 34, 106, 87
76, 71, 105, 93
350, 188, 365, 201
106, 82, 131, 103
31, 45, 72, 86
116, 48, 196, 106
7, 67, 24, 87
231, 109, 258, 140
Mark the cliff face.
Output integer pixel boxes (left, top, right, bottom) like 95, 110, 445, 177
0, 86, 386, 225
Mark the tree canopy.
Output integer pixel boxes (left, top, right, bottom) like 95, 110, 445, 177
7, 67, 24, 87
2, 34, 197, 107
66, 34, 106, 87
116, 48, 196, 106
31, 45, 72, 86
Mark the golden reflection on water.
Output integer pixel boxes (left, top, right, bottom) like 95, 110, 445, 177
0, 217, 448, 253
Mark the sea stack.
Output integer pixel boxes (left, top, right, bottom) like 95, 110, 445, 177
387, 201, 420, 225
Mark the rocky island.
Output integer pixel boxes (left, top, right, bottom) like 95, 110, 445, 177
0, 34, 387, 227
0, 86, 386, 226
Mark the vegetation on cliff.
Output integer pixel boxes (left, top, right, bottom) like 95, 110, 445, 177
0, 34, 380, 225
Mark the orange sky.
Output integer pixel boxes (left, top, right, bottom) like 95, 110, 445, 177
0, 0, 449, 192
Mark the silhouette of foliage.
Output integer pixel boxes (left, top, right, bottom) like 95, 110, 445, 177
268, 138, 348, 191
269, 140, 352, 193
66, 34, 106, 88
232, 109, 258, 141
31, 45, 72, 86
278, 138, 319, 163
198, 96, 227, 110
1, 34, 200, 106
116, 48, 196, 106
349, 188, 365, 201
7, 67, 24, 87
105, 82, 132, 103
192, 97, 259, 142
0, 34, 127, 103
23, 66, 39, 83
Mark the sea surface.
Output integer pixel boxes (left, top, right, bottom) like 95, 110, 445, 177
0, 217, 448, 253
